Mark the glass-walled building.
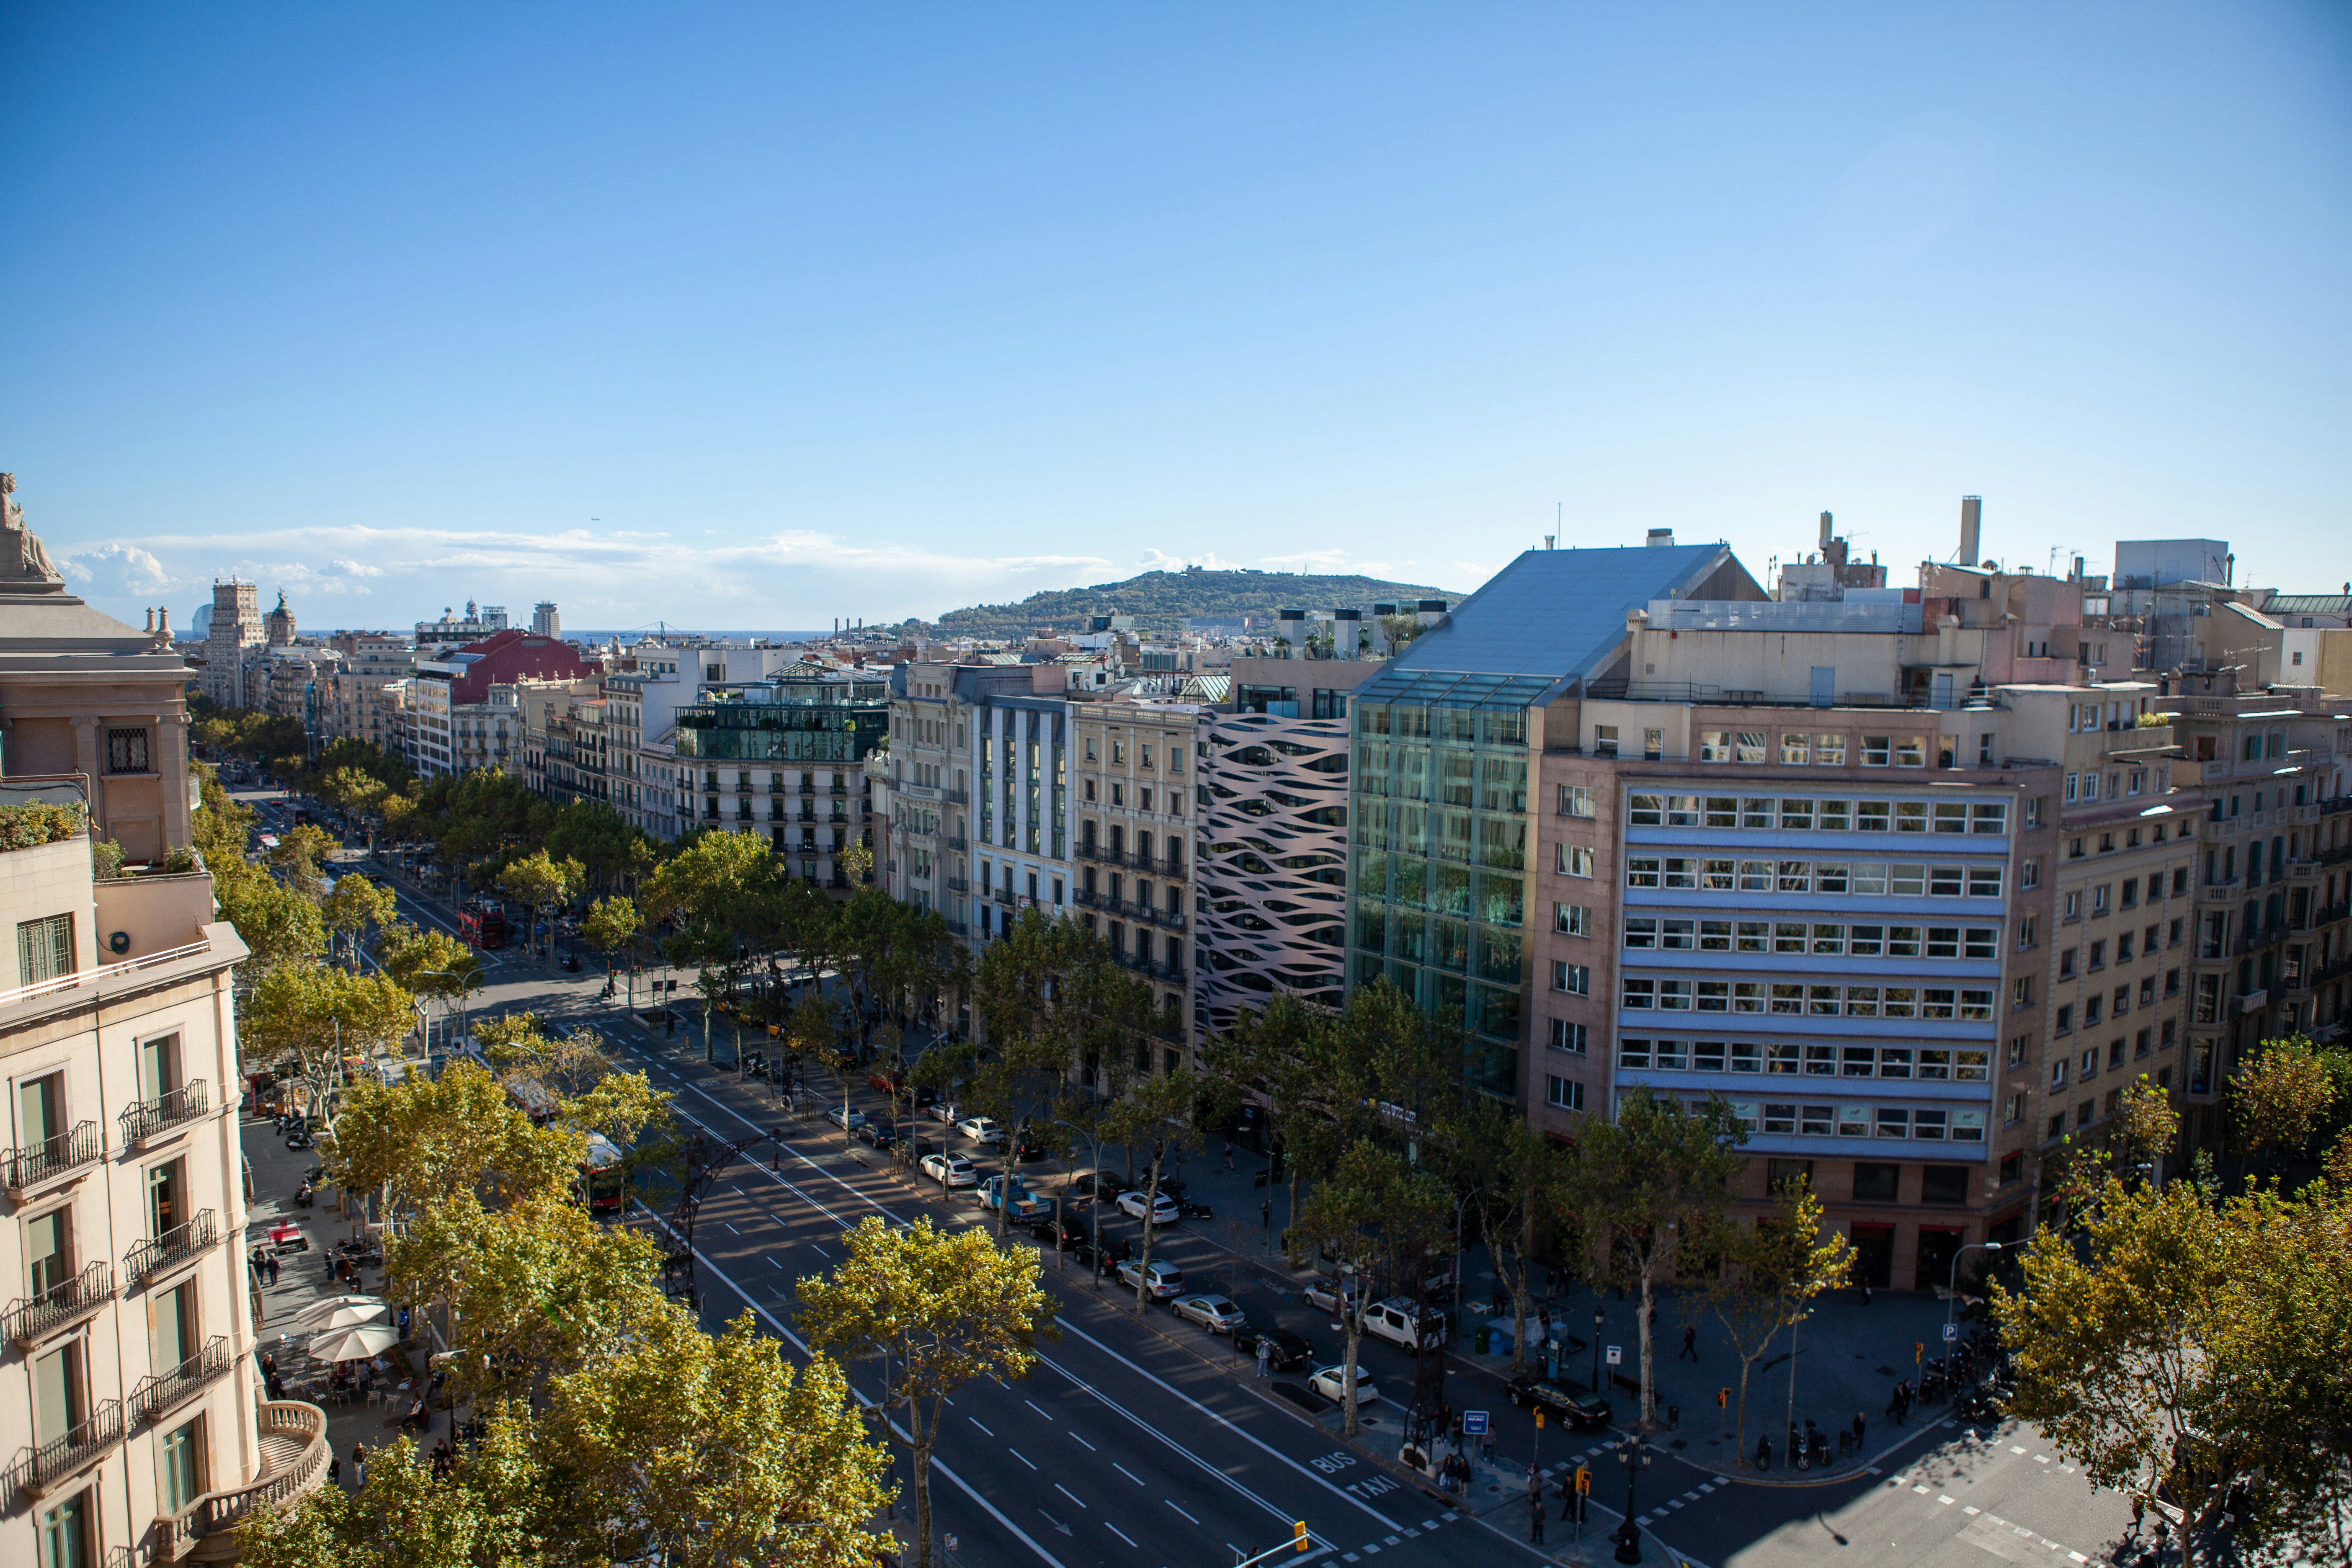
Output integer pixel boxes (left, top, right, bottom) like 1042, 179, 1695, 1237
1348, 672, 1547, 1092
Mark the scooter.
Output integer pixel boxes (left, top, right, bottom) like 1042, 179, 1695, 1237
1179, 1200, 1216, 1220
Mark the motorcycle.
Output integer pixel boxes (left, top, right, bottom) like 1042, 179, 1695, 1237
1178, 1200, 1216, 1221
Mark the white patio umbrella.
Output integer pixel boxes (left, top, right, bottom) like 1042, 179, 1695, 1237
289, 1294, 386, 1329
307, 1323, 399, 1363
298, 1300, 390, 1332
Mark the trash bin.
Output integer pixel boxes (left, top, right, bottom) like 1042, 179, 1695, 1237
1475, 1325, 1491, 1355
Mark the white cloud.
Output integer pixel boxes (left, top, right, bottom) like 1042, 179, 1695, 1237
58, 520, 1129, 630
58, 541, 173, 596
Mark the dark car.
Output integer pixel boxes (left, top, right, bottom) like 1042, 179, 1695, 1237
901, 1136, 941, 1165
1026, 1214, 1090, 1251
1069, 1234, 1134, 1272
1504, 1375, 1613, 1431
1233, 1325, 1315, 1373
1066, 1171, 1127, 1202
1011, 1132, 1051, 1163
854, 1120, 895, 1150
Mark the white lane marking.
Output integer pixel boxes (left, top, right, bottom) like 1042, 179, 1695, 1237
1938, 1495, 1955, 1505
722, 1222, 740, 1235
1027, 1398, 1055, 1421
1168, 1501, 1199, 1523
2009, 1445, 2028, 1454
2033, 1454, 2050, 1464
1114, 1463, 1145, 1485
1055, 1483, 1088, 1509
972, 1417, 995, 1436
1045, 1315, 1402, 1530
1010, 1448, 1037, 1470
809, 1244, 829, 1258
1106, 1522, 1137, 1547
630, 1204, 1066, 1568
1071, 1432, 1096, 1452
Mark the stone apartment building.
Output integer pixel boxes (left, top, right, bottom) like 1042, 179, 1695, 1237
197, 582, 262, 712
669, 673, 889, 885
323, 634, 412, 750
1071, 699, 1206, 1067
415, 630, 593, 780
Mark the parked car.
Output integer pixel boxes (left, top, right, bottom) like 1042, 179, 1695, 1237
924, 1101, 962, 1125
1116, 1188, 1181, 1226
1011, 1131, 1050, 1163
1504, 1375, 1613, 1431
1308, 1364, 1380, 1406
977, 1176, 1047, 1221
867, 1070, 907, 1098
853, 1120, 894, 1149
1302, 1276, 1366, 1317
901, 1136, 941, 1165
1115, 1258, 1185, 1300
957, 1115, 1006, 1145
1233, 1325, 1315, 1372
919, 1153, 979, 1189
824, 1105, 867, 1131
1070, 1233, 1133, 1272
1171, 1294, 1247, 1334
1066, 1171, 1127, 1202
1026, 1214, 1091, 1251
1361, 1296, 1447, 1353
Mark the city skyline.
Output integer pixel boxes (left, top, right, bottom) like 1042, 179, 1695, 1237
2, 5, 2346, 627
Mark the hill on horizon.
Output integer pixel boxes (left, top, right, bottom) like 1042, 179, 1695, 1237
928, 566, 1465, 637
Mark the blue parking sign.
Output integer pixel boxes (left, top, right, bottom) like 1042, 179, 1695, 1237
1462, 1411, 1490, 1436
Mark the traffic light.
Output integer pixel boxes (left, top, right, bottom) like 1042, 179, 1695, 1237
1914, 1341, 1925, 1364
1293, 1521, 1310, 1554
1575, 1467, 1591, 1494
1534, 1411, 1545, 1429
1717, 1387, 1728, 1409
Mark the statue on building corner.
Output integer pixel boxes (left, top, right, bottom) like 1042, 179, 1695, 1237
0, 472, 66, 583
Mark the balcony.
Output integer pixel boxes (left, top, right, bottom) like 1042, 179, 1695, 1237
4, 1261, 115, 1349
126, 1211, 221, 1287
2, 1399, 123, 1505
150, 1400, 330, 1563
943, 876, 969, 894
131, 1336, 235, 1426
939, 787, 969, 805
2239, 989, 2270, 1014
119, 1080, 210, 1152
2196, 881, 2241, 905
3, 1120, 103, 1198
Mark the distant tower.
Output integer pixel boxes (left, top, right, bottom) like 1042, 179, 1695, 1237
266, 589, 297, 646
532, 601, 561, 639
206, 579, 263, 707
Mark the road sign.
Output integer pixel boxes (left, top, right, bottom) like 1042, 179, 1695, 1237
1942, 1322, 1959, 1341
1462, 1411, 1490, 1436
1606, 1345, 1622, 1366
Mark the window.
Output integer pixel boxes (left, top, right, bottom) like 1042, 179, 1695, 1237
1780, 733, 1810, 765
1559, 844, 1594, 879
1894, 737, 1927, 767
1558, 785, 1595, 818
1554, 903, 1590, 936
1551, 962, 1589, 996
2055, 1003, 2073, 1035
16, 913, 74, 985
105, 727, 152, 774
1594, 725, 1619, 757
1862, 735, 1892, 766
1547, 1019, 1586, 1055
1546, 1076, 1585, 1112
1735, 732, 1767, 764
1700, 730, 1731, 762
1921, 1166, 1970, 1204
1644, 728, 1663, 761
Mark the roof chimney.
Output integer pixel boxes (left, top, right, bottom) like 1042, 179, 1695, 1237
1958, 496, 1981, 567
1645, 528, 1675, 548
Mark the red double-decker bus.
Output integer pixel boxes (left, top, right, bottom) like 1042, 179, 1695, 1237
459, 901, 507, 949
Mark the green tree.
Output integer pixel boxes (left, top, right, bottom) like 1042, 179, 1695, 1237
2235, 1036, 2341, 1167
1701, 1176, 1855, 1468
1292, 1138, 1450, 1438
242, 963, 415, 1114
580, 895, 642, 1003
215, 863, 328, 974
1096, 1067, 1211, 1307
499, 848, 585, 963
797, 1215, 1058, 1568
1563, 1086, 1749, 1428
320, 874, 399, 969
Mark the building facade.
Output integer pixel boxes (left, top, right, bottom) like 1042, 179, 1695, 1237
323, 634, 412, 751
1072, 700, 1205, 1066
198, 583, 261, 712
671, 674, 889, 883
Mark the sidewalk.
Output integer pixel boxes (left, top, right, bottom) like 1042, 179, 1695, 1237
242, 1112, 450, 1486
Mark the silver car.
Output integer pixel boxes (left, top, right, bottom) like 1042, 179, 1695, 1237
1115, 1258, 1185, 1300
1171, 1293, 1247, 1334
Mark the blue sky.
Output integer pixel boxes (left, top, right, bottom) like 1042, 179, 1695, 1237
3, 3, 2347, 632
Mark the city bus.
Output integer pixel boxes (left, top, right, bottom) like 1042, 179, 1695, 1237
505, 1076, 628, 1212
459, 901, 508, 950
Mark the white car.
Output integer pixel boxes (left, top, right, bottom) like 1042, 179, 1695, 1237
926, 1101, 961, 1125
1308, 1363, 1380, 1406
1115, 1188, 1180, 1226
1115, 1258, 1185, 1300
1362, 1297, 1447, 1353
824, 1105, 867, 1131
957, 1115, 1005, 1145
1171, 1293, 1247, 1334
920, 1153, 979, 1189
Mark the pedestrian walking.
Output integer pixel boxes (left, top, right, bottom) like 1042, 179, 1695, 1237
1449, 1411, 1464, 1453
1852, 1411, 1867, 1447
1528, 1487, 1546, 1544
1862, 1281, 1873, 1307
1679, 1323, 1699, 1362
1255, 1338, 1272, 1380
349, 1441, 366, 1491
1481, 1427, 1496, 1465
267, 1254, 279, 1286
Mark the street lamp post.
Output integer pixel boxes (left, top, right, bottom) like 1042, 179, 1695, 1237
1590, 1306, 1603, 1393
1613, 1435, 1651, 1564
